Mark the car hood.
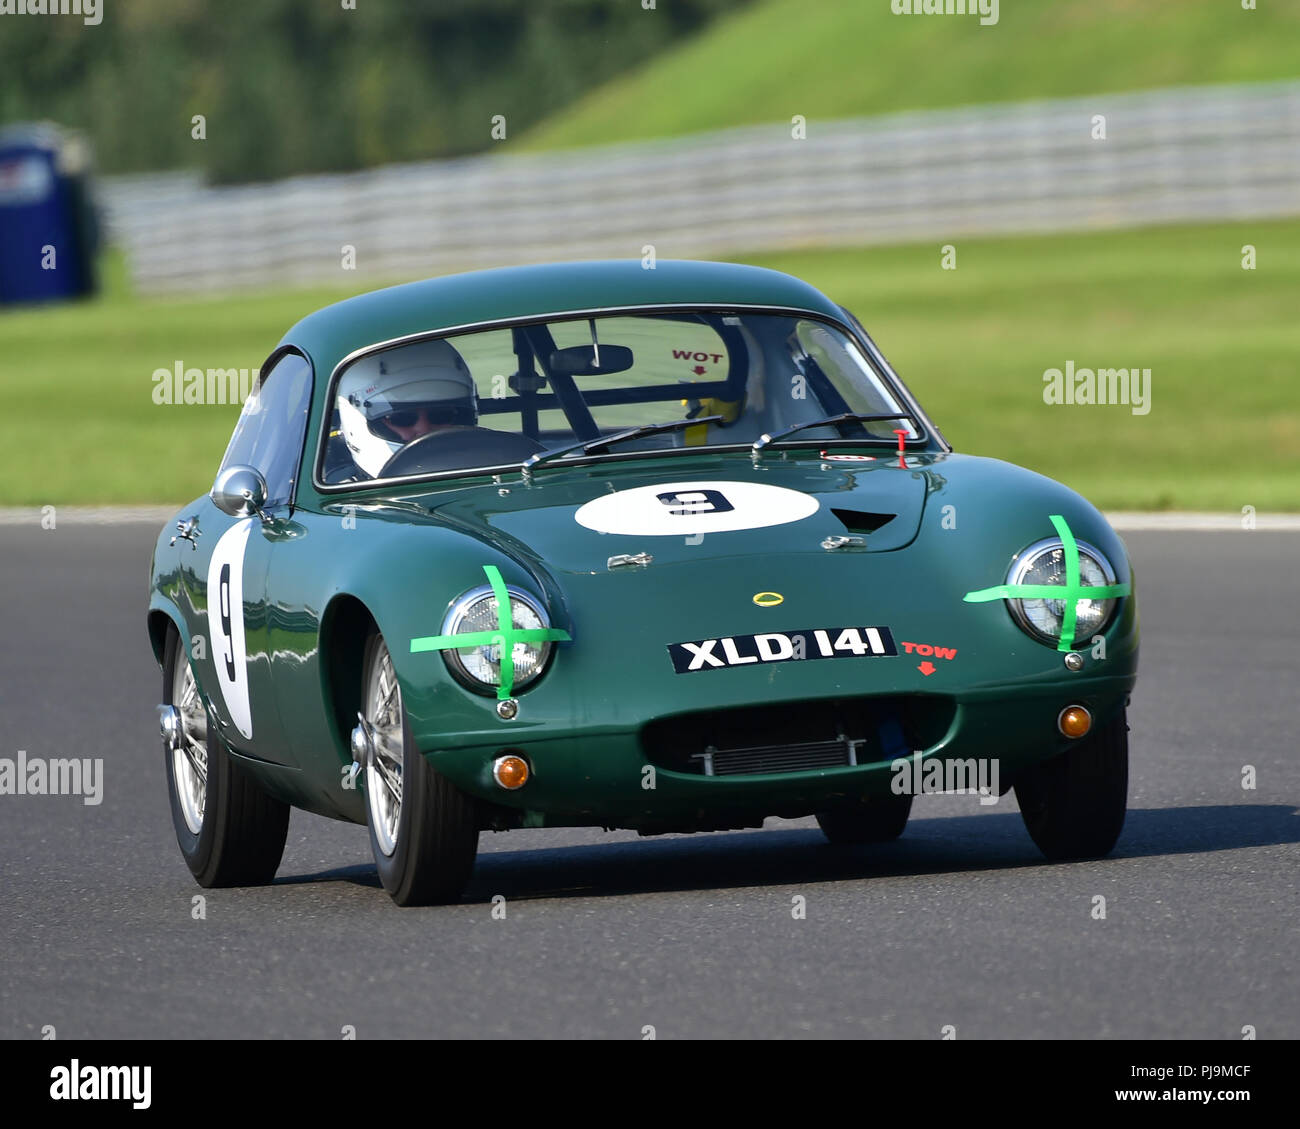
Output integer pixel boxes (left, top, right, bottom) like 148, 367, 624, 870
334, 450, 1135, 719
417, 453, 937, 574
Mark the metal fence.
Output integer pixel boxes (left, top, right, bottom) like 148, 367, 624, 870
100, 81, 1300, 295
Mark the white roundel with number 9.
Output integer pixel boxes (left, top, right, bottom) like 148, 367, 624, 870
574, 481, 819, 536
205, 518, 254, 739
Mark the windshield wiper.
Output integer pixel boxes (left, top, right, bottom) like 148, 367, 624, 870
520, 415, 724, 481
751, 412, 919, 459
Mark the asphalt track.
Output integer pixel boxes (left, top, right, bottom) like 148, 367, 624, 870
0, 522, 1296, 1039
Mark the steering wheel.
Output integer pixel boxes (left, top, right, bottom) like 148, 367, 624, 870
378, 428, 547, 478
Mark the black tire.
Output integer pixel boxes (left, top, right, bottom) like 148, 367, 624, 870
360, 633, 479, 906
816, 792, 913, 845
163, 626, 289, 887
1014, 706, 1128, 861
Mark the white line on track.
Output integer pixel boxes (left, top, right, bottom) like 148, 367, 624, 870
1104, 512, 1300, 531
0, 506, 179, 526
1, 508, 1299, 530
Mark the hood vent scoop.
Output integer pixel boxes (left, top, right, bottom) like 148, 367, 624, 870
831, 508, 896, 535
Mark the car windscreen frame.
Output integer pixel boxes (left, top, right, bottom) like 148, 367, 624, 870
310, 303, 941, 496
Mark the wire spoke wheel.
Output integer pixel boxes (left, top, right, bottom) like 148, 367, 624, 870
364, 642, 405, 857
171, 654, 208, 835
360, 630, 480, 905
162, 626, 288, 888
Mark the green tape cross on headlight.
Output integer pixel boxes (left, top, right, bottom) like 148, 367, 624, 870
411, 565, 571, 700
962, 514, 1131, 652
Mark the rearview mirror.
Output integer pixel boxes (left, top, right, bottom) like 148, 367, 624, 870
212, 464, 270, 520
549, 345, 634, 376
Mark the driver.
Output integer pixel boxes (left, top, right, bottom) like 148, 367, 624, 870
336, 339, 479, 477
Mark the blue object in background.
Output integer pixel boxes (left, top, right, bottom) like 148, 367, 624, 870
0, 123, 99, 305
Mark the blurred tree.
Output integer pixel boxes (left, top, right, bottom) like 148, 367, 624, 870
0, 0, 748, 183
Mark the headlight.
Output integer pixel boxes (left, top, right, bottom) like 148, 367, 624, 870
1005, 537, 1119, 648
440, 583, 555, 695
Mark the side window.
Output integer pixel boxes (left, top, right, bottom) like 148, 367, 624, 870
217, 351, 313, 507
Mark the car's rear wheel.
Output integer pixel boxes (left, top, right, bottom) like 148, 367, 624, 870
163, 626, 289, 886
359, 633, 479, 906
815, 793, 912, 845
1014, 706, 1128, 860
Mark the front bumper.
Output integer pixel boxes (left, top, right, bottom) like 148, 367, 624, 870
414, 673, 1134, 829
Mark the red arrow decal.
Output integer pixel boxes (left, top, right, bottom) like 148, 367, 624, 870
918, 661, 936, 676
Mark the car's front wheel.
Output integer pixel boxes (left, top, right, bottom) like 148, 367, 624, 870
1014, 706, 1128, 860
162, 626, 289, 886
359, 632, 479, 906
815, 792, 913, 845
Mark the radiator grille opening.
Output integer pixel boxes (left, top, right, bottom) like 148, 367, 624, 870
643, 696, 954, 778
694, 737, 859, 777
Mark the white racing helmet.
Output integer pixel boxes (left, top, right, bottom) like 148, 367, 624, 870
336, 339, 478, 476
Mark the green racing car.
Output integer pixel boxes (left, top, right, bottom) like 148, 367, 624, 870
148, 259, 1137, 905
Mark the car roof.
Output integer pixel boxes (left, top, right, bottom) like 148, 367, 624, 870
279, 259, 846, 376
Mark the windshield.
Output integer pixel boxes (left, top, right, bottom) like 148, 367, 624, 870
320, 310, 919, 485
